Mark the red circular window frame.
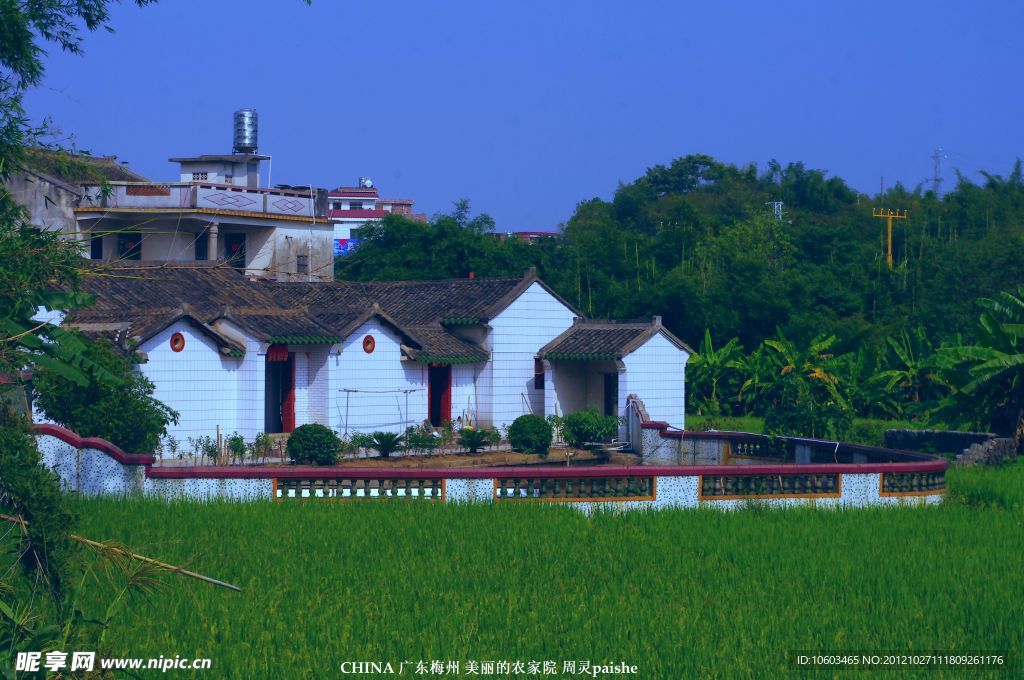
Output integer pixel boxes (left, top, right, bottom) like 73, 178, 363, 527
170, 332, 185, 352
362, 335, 376, 353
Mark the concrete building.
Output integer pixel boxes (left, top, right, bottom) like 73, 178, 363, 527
53, 265, 690, 451
4, 149, 150, 242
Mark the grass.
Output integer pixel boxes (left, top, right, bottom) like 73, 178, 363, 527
39, 462, 1024, 678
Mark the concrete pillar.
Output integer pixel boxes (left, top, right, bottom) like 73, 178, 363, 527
208, 222, 219, 261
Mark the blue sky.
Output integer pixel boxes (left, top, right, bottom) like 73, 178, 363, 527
25, 0, 1024, 230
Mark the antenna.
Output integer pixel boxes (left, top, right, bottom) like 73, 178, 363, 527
930, 147, 947, 195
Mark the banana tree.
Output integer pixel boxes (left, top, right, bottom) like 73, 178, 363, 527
937, 286, 1024, 448
761, 331, 853, 440
875, 327, 943, 417
687, 329, 743, 416
726, 344, 770, 415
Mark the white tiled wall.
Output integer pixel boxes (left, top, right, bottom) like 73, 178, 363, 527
330, 320, 428, 436
622, 332, 687, 430
486, 282, 576, 429
235, 335, 265, 440
139, 321, 242, 447
451, 363, 481, 427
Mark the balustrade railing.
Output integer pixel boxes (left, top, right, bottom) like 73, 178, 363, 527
274, 477, 444, 501
880, 471, 946, 495
494, 476, 655, 502
699, 473, 841, 500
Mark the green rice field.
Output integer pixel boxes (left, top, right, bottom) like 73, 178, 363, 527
57, 462, 1024, 678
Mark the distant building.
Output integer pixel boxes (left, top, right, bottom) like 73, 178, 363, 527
495, 230, 560, 244
328, 177, 427, 255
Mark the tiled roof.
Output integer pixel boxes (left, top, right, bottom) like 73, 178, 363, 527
66, 264, 574, 362
22, 149, 150, 185
539, 318, 693, 360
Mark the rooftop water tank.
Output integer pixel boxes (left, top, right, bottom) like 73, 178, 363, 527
232, 109, 258, 154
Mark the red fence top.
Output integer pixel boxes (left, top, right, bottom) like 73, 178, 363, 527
146, 460, 948, 480
33, 423, 157, 465
33, 423, 947, 479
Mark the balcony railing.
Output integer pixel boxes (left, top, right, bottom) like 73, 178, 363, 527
80, 182, 318, 219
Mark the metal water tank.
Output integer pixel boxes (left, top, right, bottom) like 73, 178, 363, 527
232, 109, 258, 154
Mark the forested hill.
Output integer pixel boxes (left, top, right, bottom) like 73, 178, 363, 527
335, 154, 1024, 352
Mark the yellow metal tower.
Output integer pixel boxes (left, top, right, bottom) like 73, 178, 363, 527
872, 208, 909, 268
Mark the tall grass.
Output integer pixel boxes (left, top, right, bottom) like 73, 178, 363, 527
57, 463, 1024, 679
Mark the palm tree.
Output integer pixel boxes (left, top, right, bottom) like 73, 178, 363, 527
938, 286, 1024, 448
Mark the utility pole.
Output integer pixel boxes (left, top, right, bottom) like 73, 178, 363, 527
930, 147, 946, 195
872, 208, 909, 269
765, 200, 784, 220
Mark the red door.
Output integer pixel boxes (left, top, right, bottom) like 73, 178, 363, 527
428, 364, 451, 427
281, 353, 296, 433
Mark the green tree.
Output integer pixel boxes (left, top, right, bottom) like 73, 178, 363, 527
761, 331, 853, 440
32, 335, 179, 452
687, 330, 743, 416
938, 286, 1024, 446
0, 0, 159, 654
875, 327, 944, 418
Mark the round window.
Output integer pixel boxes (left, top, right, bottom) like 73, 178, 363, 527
362, 335, 375, 353
170, 332, 185, 352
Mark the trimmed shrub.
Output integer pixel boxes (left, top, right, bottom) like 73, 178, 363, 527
562, 407, 618, 448
508, 414, 552, 455
286, 424, 341, 465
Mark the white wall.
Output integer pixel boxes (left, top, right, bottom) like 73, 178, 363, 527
235, 334, 265, 440
330, 320, 427, 436
138, 229, 202, 261
622, 331, 687, 430
138, 320, 242, 447
485, 282, 576, 430
451, 363, 481, 426
294, 346, 332, 428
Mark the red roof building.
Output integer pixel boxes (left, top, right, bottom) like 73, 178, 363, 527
328, 178, 427, 255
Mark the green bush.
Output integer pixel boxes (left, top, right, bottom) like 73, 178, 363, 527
225, 432, 246, 464
32, 335, 179, 452
562, 407, 619, 448
349, 432, 375, 451
286, 424, 341, 465
404, 423, 439, 454
508, 414, 552, 455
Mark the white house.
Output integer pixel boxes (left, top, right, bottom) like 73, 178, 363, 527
58, 264, 690, 452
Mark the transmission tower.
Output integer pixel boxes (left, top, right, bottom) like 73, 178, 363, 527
930, 147, 946, 195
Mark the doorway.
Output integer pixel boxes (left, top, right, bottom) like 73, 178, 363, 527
225, 233, 246, 270
265, 350, 295, 433
427, 364, 451, 427
603, 373, 618, 417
